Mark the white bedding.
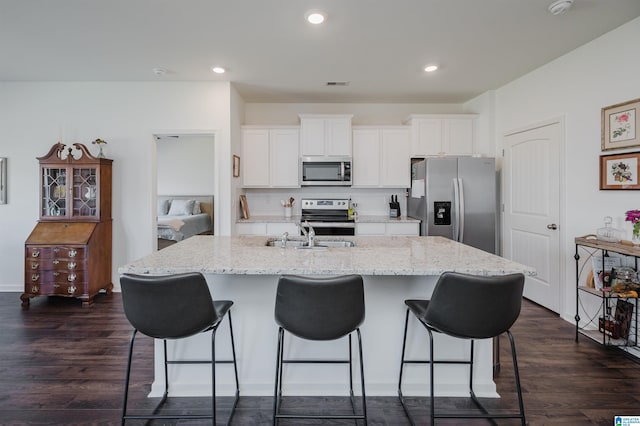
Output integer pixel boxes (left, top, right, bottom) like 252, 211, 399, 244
157, 217, 185, 231
157, 213, 211, 242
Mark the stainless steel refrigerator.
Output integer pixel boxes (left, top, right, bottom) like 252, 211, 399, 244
407, 156, 497, 254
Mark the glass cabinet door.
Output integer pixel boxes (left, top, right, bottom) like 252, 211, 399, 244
72, 167, 98, 218
42, 167, 67, 217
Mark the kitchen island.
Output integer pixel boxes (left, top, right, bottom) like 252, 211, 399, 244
119, 235, 535, 398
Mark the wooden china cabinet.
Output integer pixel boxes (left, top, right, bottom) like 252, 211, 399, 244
21, 143, 113, 307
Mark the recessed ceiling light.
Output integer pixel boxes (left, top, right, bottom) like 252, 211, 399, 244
305, 10, 326, 25
548, 0, 573, 15
152, 67, 167, 76
212, 67, 225, 74
424, 65, 438, 73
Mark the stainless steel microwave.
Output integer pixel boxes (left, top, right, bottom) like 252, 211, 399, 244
300, 156, 352, 186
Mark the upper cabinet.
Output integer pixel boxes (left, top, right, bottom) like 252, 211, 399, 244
38, 143, 112, 222
352, 126, 410, 188
299, 114, 353, 157
241, 126, 300, 188
405, 114, 476, 157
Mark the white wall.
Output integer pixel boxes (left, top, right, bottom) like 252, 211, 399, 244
156, 135, 215, 195
470, 16, 640, 321
0, 81, 233, 292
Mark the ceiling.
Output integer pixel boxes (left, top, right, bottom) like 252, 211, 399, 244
2, 0, 640, 103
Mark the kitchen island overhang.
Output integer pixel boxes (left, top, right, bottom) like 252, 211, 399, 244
118, 235, 535, 398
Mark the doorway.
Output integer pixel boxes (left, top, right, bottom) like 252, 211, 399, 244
502, 119, 563, 313
154, 133, 216, 250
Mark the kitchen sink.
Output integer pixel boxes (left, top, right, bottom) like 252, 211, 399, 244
265, 238, 355, 248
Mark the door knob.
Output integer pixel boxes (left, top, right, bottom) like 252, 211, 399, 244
547, 224, 558, 230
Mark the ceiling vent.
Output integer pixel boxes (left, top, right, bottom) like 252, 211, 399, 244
548, 0, 574, 15
326, 81, 349, 86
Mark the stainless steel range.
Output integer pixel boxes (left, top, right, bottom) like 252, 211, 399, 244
300, 198, 355, 236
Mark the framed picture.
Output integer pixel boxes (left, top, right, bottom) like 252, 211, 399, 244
602, 97, 640, 150
599, 151, 640, 190
0, 157, 6, 204
233, 155, 240, 178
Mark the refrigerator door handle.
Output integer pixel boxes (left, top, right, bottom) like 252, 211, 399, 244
457, 177, 465, 243
452, 178, 460, 241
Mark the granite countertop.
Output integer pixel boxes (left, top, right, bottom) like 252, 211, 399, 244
237, 215, 420, 223
119, 235, 535, 277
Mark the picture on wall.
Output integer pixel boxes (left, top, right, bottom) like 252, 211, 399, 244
602, 97, 640, 150
599, 151, 640, 190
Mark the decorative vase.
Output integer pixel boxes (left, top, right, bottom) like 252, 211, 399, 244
97, 145, 105, 158
633, 231, 640, 246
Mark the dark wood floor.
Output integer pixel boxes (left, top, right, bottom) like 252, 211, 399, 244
2, 292, 640, 425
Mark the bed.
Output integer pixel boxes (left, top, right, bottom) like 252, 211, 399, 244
157, 195, 213, 249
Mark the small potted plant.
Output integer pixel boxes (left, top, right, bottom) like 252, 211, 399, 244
625, 209, 640, 245
92, 138, 108, 158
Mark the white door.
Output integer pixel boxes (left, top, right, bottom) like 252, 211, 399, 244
503, 120, 562, 313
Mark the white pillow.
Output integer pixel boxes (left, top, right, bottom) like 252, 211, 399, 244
192, 201, 201, 214
157, 199, 170, 216
168, 199, 195, 216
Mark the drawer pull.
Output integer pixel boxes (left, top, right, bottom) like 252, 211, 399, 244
68, 285, 76, 294
69, 249, 77, 258
53, 259, 60, 265
68, 262, 76, 269
68, 273, 76, 282
31, 251, 40, 258
31, 263, 39, 269
53, 272, 60, 277
31, 285, 39, 293
31, 274, 39, 281
53, 247, 60, 253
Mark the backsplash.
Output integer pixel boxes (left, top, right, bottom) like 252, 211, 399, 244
243, 187, 407, 217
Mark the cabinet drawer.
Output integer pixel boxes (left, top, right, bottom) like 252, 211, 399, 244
27, 246, 85, 260
26, 270, 86, 284
48, 281, 85, 296
25, 279, 86, 296
26, 258, 84, 271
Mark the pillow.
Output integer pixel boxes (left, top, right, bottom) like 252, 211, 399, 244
192, 201, 201, 214
157, 199, 170, 216
167, 199, 195, 216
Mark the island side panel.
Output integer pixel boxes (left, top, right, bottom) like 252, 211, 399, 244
148, 273, 497, 398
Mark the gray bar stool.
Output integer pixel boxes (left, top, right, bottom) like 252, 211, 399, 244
273, 274, 367, 425
397, 271, 526, 425
120, 272, 239, 425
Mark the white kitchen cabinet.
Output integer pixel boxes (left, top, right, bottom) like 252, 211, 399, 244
386, 222, 419, 235
355, 222, 386, 236
267, 222, 299, 236
352, 126, 410, 188
356, 221, 419, 236
241, 126, 300, 188
405, 114, 476, 157
236, 223, 267, 235
299, 114, 353, 157
236, 222, 299, 236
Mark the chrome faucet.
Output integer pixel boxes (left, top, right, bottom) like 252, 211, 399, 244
280, 232, 288, 248
298, 221, 315, 247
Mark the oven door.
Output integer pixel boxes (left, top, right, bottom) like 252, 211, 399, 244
300, 222, 355, 236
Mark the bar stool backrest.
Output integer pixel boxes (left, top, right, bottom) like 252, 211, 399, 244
275, 274, 365, 341
425, 272, 525, 339
120, 272, 217, 339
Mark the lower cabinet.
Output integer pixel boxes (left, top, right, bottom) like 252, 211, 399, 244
22, 222, 113, 307
236, 222, 299, 236
356, 222, 419, 236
